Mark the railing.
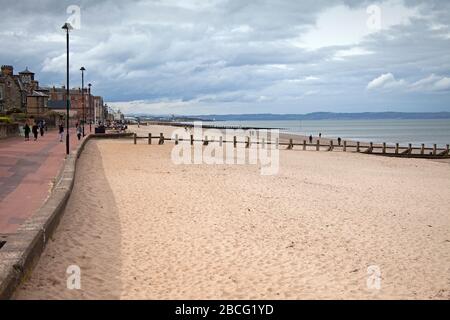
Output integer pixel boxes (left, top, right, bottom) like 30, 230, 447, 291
132, 133, 450, 158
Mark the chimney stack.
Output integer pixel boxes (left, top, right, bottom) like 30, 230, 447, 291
1, 65, 13, 76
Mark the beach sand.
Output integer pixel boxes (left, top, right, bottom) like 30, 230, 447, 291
15, 125, 450, 299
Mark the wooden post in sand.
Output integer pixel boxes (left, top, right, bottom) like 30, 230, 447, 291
316, 140, 320, 151
446, 144, 450, 156
408, 144, 412, 155
219, 136, 223, 147
433, 144, 437, 155
382, 142, 386, 154
329, 140, 334, 151
356, 141, 360, 152
287, 139, 293, 150
303, 140, 306, 150
369, 142, 373, 153
133, 133, 137, 145
190, 134, 194, 145
343, 141, 347, 152
421, 144, 425, 155
246, 136, 250, 148
148, 133, 152, 144
175, 134, 179, 145
159, 133, 164, 145
395, 143, 399, 154
233, 136, 237, 148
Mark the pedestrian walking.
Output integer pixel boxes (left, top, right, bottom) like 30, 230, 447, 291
32, 123, 39, 141
77, 125, 82, 140
39, 121, 44, 137
309, 135, 313, 144
24, 123, 31, 141
58, 123, 64, 142
337, 137, 342, 146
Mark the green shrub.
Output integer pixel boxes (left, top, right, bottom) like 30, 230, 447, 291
5, 108, 23, 115
10, 113, 27, 121
0, 116, 12, 124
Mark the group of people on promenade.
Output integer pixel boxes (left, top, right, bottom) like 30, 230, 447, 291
23, 120, 48, 141
22, 119, 110, 144
22, 120, 68, 143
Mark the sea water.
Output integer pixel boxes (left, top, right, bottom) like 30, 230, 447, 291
207, 119, 450, 147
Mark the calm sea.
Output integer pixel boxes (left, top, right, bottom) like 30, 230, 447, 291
207, 119, 450, 147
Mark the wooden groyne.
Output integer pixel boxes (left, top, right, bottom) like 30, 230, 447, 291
132, 133, 450, 159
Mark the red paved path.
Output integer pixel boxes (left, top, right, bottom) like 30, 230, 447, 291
0, 128, 83, 234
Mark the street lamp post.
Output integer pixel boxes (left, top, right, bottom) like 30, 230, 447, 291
88, 83, 92, 132
62, 22, 72, 155
80, 67, 85, 137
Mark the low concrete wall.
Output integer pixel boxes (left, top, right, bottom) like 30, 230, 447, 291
0, 132, 132, 299
0, 123, 19, 139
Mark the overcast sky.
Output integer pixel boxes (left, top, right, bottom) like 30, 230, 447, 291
1, 0, 449, 115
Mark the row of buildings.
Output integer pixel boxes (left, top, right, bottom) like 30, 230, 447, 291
0, 65, 109, 123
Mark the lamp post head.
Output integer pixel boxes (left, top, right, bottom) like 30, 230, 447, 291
80, 67, 85, 72
88, 83, 92, 88
62, 22, 73, 32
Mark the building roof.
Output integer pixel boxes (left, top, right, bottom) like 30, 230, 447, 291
19, 67, 34, 75
43, 86, 88, 95
29, 90, 48, 97
48, 100, 66, 110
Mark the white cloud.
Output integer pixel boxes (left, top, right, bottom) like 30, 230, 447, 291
108, 99, 197, 115
368, 73, 450, 92
367, 73, 405, 90
410, 74, 450, 92
286, 76, 320, 83
333, 47, 374, 60
231, 25, 253, 33
435, 77, 450, 90
295, 0, 420, 50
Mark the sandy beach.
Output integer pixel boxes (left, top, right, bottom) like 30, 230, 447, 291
15, 125, 450, 300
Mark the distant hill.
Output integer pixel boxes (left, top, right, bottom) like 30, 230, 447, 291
188, 112, 450, 121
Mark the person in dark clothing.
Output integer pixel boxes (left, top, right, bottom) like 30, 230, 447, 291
39, 122, 45, 137
59, 123, 64, 142
337, 137, 342, 146
309, 135, 313, 144
24, 123, 31, 141
319, 133, 322, 138
32, 124, 39, 141
76, 125, 82, 141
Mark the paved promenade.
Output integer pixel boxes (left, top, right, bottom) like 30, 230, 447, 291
0, 128, 82, 234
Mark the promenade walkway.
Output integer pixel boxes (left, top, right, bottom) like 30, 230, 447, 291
0, 128, 82, 234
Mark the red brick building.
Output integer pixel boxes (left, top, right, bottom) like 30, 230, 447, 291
47, 87, 90, 121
